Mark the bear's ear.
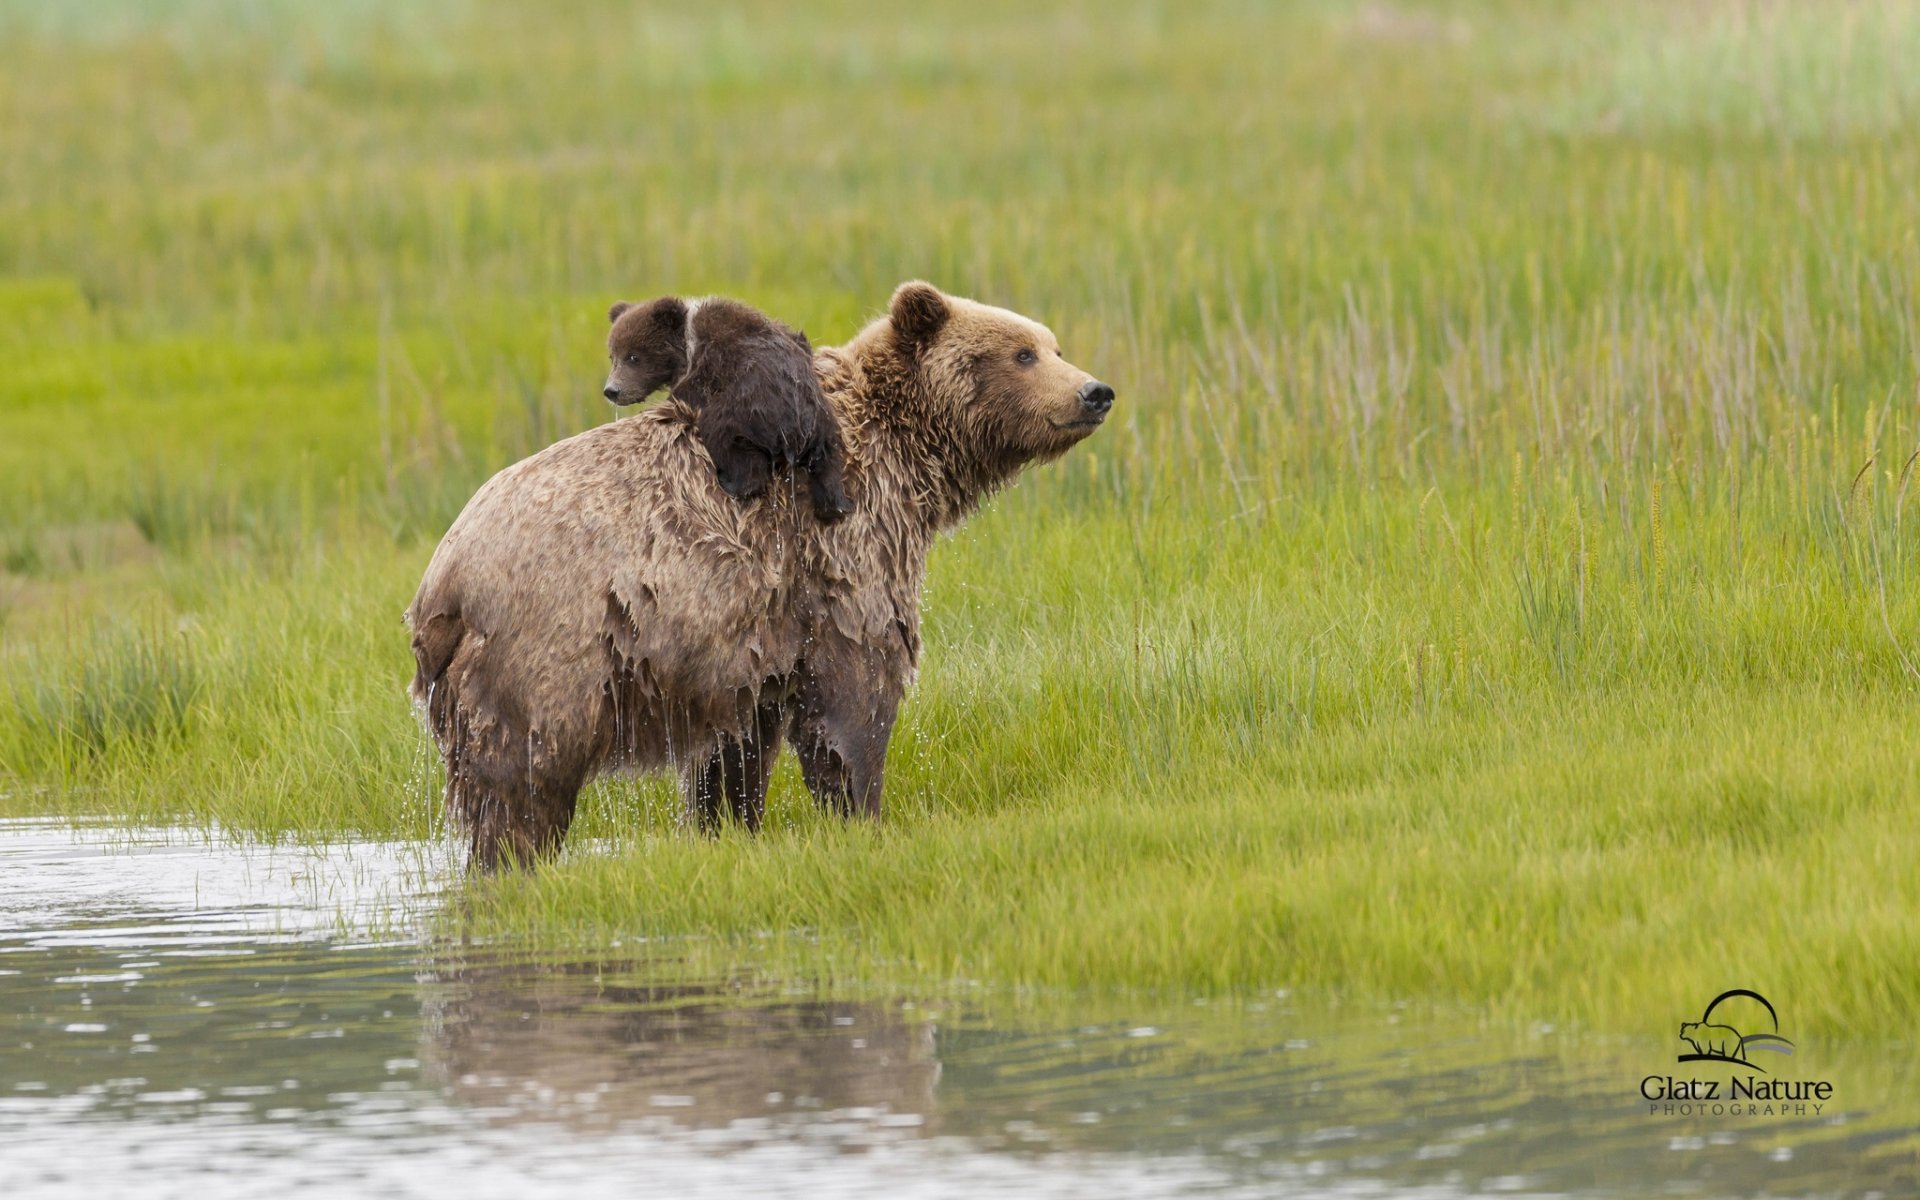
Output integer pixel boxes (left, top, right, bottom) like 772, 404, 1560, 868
608, 301, 633, 324
889, 281, 950, 353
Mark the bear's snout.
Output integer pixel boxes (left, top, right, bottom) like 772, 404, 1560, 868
1077, 379, 1115, 419
603, 383, 621, 402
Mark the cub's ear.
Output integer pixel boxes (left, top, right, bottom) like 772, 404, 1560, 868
647, 296, 690, 337
608, 301, 633, 324
889, 280, 950, 353
790, 329, 814, 355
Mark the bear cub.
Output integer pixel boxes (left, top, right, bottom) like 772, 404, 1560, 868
603, 296, 853, 523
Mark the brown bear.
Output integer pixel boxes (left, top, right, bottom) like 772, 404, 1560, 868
407, 281, 1115, 868
603, 295, 853, 523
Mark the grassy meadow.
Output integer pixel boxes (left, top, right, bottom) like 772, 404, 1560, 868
4, 0, 1920, 1037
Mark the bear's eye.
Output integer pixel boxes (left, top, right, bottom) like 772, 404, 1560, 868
625, 354, 641, 365
1015, 348, 1037, 366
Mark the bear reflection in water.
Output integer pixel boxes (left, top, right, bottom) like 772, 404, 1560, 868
419, 955, 940, 1134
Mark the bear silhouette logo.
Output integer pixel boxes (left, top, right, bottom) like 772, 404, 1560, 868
1678, 1021, 1745, 1060
1676, 990, 1795, 1071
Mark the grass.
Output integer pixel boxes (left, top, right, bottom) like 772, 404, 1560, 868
4, 0, 1920, 1037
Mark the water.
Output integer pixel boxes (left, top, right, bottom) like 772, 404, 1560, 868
1, 819, 1914, 1198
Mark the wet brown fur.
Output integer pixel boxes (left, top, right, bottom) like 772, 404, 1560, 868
605, 296, 852, 523
408, 282, 1110, 869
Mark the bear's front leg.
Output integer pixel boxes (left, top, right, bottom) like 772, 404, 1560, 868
682, 754, 727, 837
787, 638, 903, 819
682, 697, 784, 835
719, 698, 785, 831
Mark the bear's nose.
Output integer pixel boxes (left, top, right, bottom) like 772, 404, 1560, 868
603, 385, 620, 402
1077, 380, 1115, 417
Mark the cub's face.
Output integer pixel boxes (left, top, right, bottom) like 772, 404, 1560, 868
889, 282, 1114, 469
603, 297, 690, 405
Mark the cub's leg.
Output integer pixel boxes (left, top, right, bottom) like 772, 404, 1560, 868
698, 409, 775, 501
802, 431, 854, 523
712, 439, 774, 501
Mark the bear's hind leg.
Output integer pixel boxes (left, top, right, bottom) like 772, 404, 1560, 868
440, 709, 585, 871
449, 765, 582, 871
462, 785, 578, 871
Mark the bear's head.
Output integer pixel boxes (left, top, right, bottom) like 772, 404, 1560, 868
603, 296, 692, 406
880, 281, 1114, 488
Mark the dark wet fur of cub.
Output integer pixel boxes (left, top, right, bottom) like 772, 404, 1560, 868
604, 296, 853, 522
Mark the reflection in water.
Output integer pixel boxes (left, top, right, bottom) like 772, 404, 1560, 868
419, 954, 940, 1138
1, 819, 1917, 1198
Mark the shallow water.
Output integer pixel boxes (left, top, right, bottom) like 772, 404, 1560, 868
1, 819, 1915, 1198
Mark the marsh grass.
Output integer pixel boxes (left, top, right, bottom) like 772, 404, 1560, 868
3, 0, 1919, 1035
7, 621, 200, 769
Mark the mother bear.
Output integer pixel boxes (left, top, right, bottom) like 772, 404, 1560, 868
406, 282, 1115, 868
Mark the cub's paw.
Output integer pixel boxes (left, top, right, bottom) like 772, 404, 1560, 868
716, 472, 769, 502
812, 493, 855, 524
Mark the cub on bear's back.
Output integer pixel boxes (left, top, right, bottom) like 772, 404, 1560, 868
408, 281, 1116, 869
603, 295, 852, 523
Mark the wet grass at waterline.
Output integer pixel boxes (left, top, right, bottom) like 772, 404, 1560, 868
4, 0, 1920, 1036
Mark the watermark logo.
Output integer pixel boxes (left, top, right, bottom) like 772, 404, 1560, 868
1676, 988, 1794, 1071
1640, 988, 1834, 1117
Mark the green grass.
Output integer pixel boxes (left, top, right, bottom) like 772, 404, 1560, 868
4, 0, 1920, 1037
